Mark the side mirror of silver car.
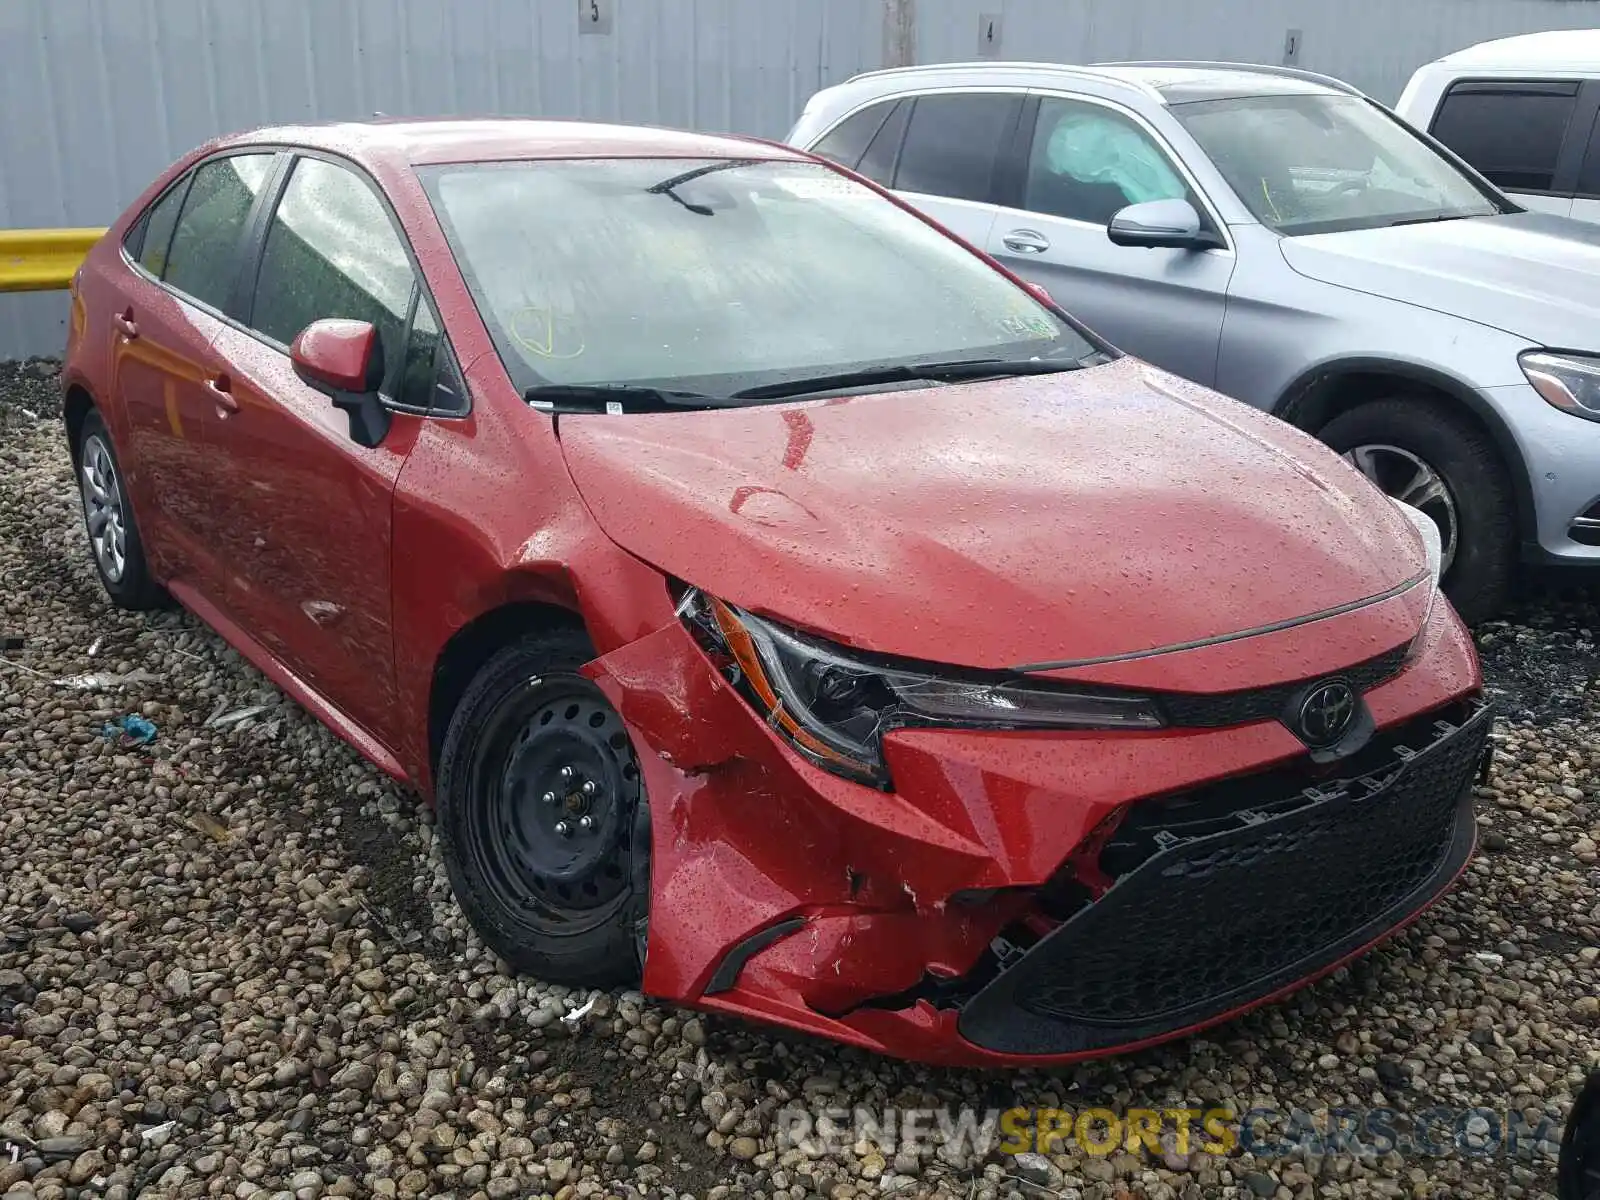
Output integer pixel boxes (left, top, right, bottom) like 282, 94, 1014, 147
1107, 198, 1225, 251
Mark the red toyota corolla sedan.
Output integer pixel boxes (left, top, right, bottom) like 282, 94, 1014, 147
61, 118, 1490, 1067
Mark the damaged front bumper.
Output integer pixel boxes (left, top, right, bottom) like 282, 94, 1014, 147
584, 594, 1487, 1066
955, 698, 1490, 1056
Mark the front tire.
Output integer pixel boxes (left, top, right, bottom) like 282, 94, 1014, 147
1318, 397, 1515, 624
436, 629, 650, 986
74, 410, 166, 610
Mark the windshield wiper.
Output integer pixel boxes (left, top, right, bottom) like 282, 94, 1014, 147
647, 158, 761, 216
1386, 212, 1476, 228
731, 357, 1084, 401
524, 384, 723, 414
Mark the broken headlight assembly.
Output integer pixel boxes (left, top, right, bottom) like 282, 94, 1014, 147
677, 588, 1164, 787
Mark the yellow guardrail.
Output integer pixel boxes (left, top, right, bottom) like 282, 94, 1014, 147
0, 228, 107, 292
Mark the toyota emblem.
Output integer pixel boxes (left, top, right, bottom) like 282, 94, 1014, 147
1298, 681, 1356, 746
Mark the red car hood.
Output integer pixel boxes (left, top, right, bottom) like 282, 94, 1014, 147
559, 358, 1423, 670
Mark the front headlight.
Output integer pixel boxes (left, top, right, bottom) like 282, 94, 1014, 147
679, 590, 1164, 787
1520, 350, 1600, 422
1392, 498, 1443, 585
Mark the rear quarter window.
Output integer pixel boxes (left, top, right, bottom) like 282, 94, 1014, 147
129, 177, 189, 278
811, 101, 897, 171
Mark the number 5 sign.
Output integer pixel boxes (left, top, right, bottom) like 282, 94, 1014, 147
580, 0, 613, 35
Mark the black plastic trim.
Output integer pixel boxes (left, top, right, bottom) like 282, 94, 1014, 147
962, 798, 1473, 1055
704, 917, 808, 995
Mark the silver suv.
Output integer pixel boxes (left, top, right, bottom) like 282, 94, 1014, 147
787, 61, 1600, 622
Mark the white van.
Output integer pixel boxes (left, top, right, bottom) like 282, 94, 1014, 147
1397, 30, 1600, 223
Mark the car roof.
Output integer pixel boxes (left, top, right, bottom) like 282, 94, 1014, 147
1434, 28, 1600, 71
1101, 63, 1350, 103
828, 60, 1357, 106
209, 117, 805, 169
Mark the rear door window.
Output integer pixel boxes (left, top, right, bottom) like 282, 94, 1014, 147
162, 154, 276, 310
893, 93, 1020, 203
1429, 80, 1579, 193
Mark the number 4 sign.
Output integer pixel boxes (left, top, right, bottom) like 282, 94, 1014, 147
978, 13, 1002, 57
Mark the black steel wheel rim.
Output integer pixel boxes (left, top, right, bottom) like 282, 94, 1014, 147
467, 676, 642, 929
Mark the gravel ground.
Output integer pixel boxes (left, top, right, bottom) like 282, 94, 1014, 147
1, 355, 1597, 1200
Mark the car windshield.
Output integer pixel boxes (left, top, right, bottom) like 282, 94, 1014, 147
1173, 93, 1508, 236
420, 157, 1098, 400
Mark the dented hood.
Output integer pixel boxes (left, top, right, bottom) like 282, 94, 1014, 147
559, 358, 1423, 670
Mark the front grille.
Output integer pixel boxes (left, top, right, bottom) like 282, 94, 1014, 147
1158, 643, 1408, 729
957, 700, 1490, 1056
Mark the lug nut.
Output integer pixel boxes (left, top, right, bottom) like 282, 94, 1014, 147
541, 791, 556, 804
555, 820, 571, 837
581, 780, 597, 796
578, 815, 594, 831
559, 765, 575, 781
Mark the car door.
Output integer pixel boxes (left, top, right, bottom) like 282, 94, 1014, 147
1426, 78, 1590, 218
202, 153, 444, 748
984, 93, 1235, 386
111, 152, 278, 586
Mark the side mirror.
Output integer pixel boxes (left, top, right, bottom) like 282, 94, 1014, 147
1107, 199, 1223, 251
291, 318, 391, 448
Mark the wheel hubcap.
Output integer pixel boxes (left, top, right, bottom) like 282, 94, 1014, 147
80, 435, 127, 583
484, 685, 638, 914
1342, 443, 1458, 577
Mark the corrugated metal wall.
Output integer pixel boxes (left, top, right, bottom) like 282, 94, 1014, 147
0, 0, 885, 358
4, 0, 1599, 358
915, 0, 1600, 103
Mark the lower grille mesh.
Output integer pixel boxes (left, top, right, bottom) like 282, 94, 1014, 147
957, 702, 1491, 1055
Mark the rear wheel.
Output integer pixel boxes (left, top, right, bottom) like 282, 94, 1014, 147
74, 410, 166, 610
436, 629, 650, 985
1318, 397, 1515, 624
